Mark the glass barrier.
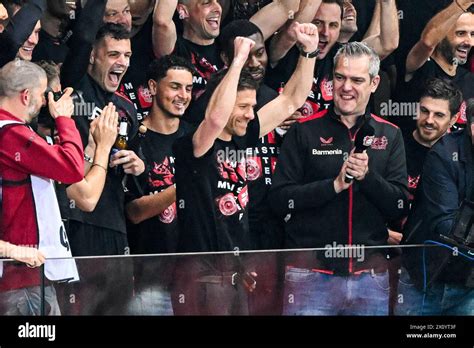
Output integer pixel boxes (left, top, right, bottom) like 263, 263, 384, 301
1, 244, 473, 316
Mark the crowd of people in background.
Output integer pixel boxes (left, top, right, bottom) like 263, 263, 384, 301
0, 0, 473, 316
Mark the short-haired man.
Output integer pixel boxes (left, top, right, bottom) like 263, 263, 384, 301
172, 25, 319, 315
63, 23, 145, 315
387, 78, 463, 313
125, 55, 195, 315
0, 60, 83, 315
396, 98, 474, 316
270, 42, 408, 315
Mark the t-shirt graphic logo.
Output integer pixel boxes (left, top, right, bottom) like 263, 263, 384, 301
159, 202, 176, 224
148, 157, 176, 224
149, 157, 174, 188
246, 157, 262, 181
215, 157, 248, 217
299, 100, 318, 117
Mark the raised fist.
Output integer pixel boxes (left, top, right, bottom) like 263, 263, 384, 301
293, 22, 319, 54
233, 36, 256, 67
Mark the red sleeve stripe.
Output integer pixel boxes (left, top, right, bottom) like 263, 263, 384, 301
114, 91, 134, 104
298, 109, 329, 123
371, 114, 399, 129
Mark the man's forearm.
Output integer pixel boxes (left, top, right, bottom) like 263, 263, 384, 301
282, 55, 316, 110
61, 0, 107, 86
126, 186, 176, 224
420, 0, 470, 50
268, 0, 321, 66
378, 0, 399, 55
152, 0, 178, 58
204, 61, 244, 131
250, 0, 301, 41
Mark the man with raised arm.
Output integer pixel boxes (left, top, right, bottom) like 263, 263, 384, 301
171, 23, 319, 315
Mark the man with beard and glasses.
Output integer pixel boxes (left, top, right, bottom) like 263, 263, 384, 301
397, 0, 474, 134
125, 55, 195, 315
0, 60, 82, 315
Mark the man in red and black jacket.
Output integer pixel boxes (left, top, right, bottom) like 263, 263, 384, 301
0, 60, 83, 315
269, 42, 408, 316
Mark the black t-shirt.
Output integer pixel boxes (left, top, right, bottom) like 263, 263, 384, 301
174, 37, 223, 101
246, 85, 279, 218
118, 17, 155, 122
265, 43, 341, 117
127, 121, 195, 254
395, 59, 474, 135
404, 133, 430, 206
173, 117, 260, 254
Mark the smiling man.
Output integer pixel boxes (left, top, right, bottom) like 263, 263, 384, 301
63, 23, 144, 315
397, 97, 474, 316
153, 0, 301, 108
0, 0, 45, 67
172, 25, 318, 315
270, 42, 408, 316
400, 0, 474, 127
125, 55, 195, 315
266, 0, 344, 116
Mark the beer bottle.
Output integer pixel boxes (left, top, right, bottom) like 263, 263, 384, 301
115, 116, 128, 150
111, 115, 128, 175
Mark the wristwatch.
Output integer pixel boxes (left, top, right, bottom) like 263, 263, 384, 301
299, 46, 320, 59
84, 153, 93, 164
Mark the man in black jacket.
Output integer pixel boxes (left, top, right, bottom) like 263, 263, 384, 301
62, 23, 145, 315
396, 99, 474, 315
270, 41, 408, 315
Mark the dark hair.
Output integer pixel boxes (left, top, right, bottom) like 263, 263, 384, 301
218, 20, 263, 61
146, 55, 196, 83
468, 4, 474, 13
322, 0, 344, 20
94, 23, 130, 45
205, 68, 259, 99
466, 98, 474, 124
420, 78, 463, 117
